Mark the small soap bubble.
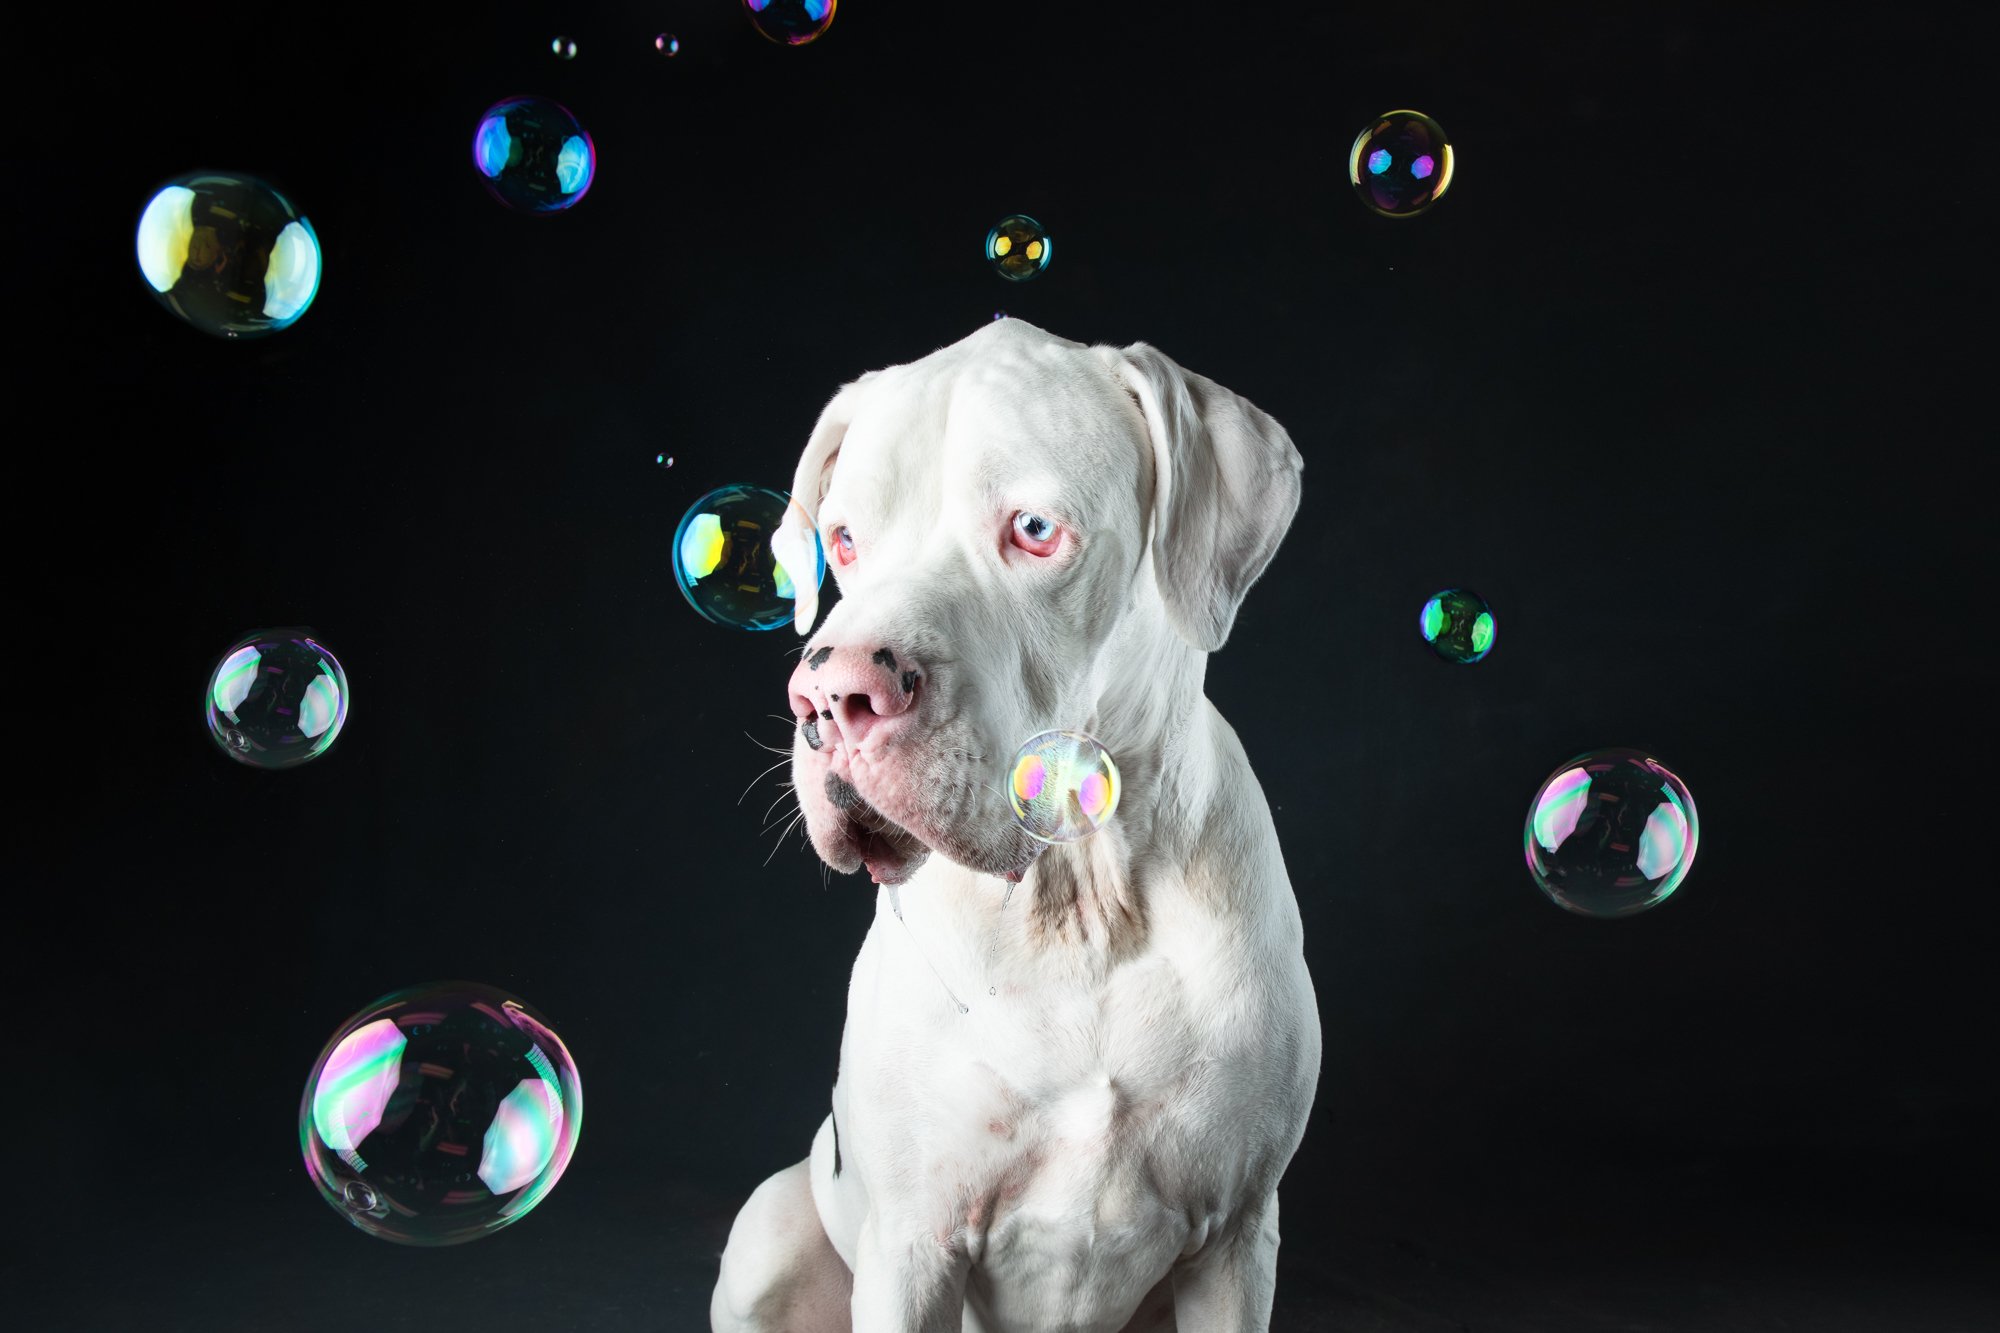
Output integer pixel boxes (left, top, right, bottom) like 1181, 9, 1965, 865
655, 453, 674, 469
301, 981, 583, 1247
1349, 110, 1455, 217
655, 33, 680, 57
136, 171, 322, 339
986, 215, 1052, 282
1419, 588, 1495, 664
205, 629, 349, 769
550, 36, 577, 60
745, 0, 837, 46
472, 96, 596, 215
673, 484, 825, 631
993, 311, 1008, 320
1008, 730, 1121, 843
1525, 748, 1699, 919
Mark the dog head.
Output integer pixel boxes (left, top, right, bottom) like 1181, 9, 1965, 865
777, 319, 1301, 885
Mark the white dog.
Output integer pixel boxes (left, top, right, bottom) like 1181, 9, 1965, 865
713, 318, 1319, 1333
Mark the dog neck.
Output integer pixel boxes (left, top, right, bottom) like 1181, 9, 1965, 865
1014, 605, 1218, 962
886, 611, 1261, 1013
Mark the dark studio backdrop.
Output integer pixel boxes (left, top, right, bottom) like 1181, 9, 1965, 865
10, 3, 1993, 1330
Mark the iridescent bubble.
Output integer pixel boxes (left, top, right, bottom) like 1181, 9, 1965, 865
300, 981, 583, 1247
655, 453, 674, 468
472, 96, 596, 215
655, 33, 680, 57
1525, 748, 1699, 919
1349, 110, 1455, 217
205, 629, 349, 769
550, 36, 577, 60
1009, 730, 1122, 843
986, 215, 1052, 282
136, 171, 322, 339
673, 484, 825, 631
993, 311, 1008, 320
745, 0, 837, 46
1419, 588, 1496, 664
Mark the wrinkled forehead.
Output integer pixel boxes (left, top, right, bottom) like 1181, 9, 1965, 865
831, 328, 1148, 524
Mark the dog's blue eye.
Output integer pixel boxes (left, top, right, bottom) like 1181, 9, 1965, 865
835, 527, 853, 550
1017, 513, 1050, 540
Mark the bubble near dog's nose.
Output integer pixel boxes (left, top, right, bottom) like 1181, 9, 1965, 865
1009, 730, 1122, 843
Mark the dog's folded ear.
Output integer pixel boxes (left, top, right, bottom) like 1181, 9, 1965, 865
778, 372, 880, 636
1104, 342, 1304, 652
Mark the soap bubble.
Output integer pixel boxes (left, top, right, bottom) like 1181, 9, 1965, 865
673, 484, 825, 631
655, 33, 680, 57
204, 629, 349, 769
550, 36, 577, 60
1349, 110, 1455, 217
1525, 748, 1699, 918
135, 171, 322, 339
1419, 588, 1495, 664
655, 453, 674, 468
1009, 730, 1121, 843
472, 96, 596, 215
300, 981, 583, 1247
745, 0, 837, 46
986, 215, 1052, 282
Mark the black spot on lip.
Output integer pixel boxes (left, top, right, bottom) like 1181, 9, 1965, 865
831, 1107, 842, 1177
807, 646, 833, 670
819, 709, 832, 720
900, 671, 918, 694
825, 773, 864, 811
802, 717, 823, 751
871, 647, 898, 672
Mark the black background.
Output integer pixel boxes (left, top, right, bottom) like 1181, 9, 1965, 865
11, 3, 1993, 1330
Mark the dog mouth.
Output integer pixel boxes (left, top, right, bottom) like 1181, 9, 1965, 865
826, 775, 931, 885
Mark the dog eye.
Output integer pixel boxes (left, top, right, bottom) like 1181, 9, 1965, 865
1010, 511, 1061, 557
832, 526, 856, 566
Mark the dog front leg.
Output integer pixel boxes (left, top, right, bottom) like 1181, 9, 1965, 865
1168, 1190, 1281, 1332
850, 1208, 969, 1333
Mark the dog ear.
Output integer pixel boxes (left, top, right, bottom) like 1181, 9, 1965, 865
1106, 342, 1303, 652
775, 372, 878, 635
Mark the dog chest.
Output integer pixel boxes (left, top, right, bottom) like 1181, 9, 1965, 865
835, 935, 1294, 1316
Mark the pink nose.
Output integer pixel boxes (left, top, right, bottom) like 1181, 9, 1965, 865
787, 643, 923, 753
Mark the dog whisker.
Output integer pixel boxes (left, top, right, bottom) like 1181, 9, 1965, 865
737, 756, 794, 805
760, 802, 804, 837
765, 808, 808, 868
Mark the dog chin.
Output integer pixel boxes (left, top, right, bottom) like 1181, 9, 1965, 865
814, 810, 931, 886
926, 824, 1048, 883
854, 822, 930, 885
815, 809, 1044, 886
809, 768, 1049, 886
